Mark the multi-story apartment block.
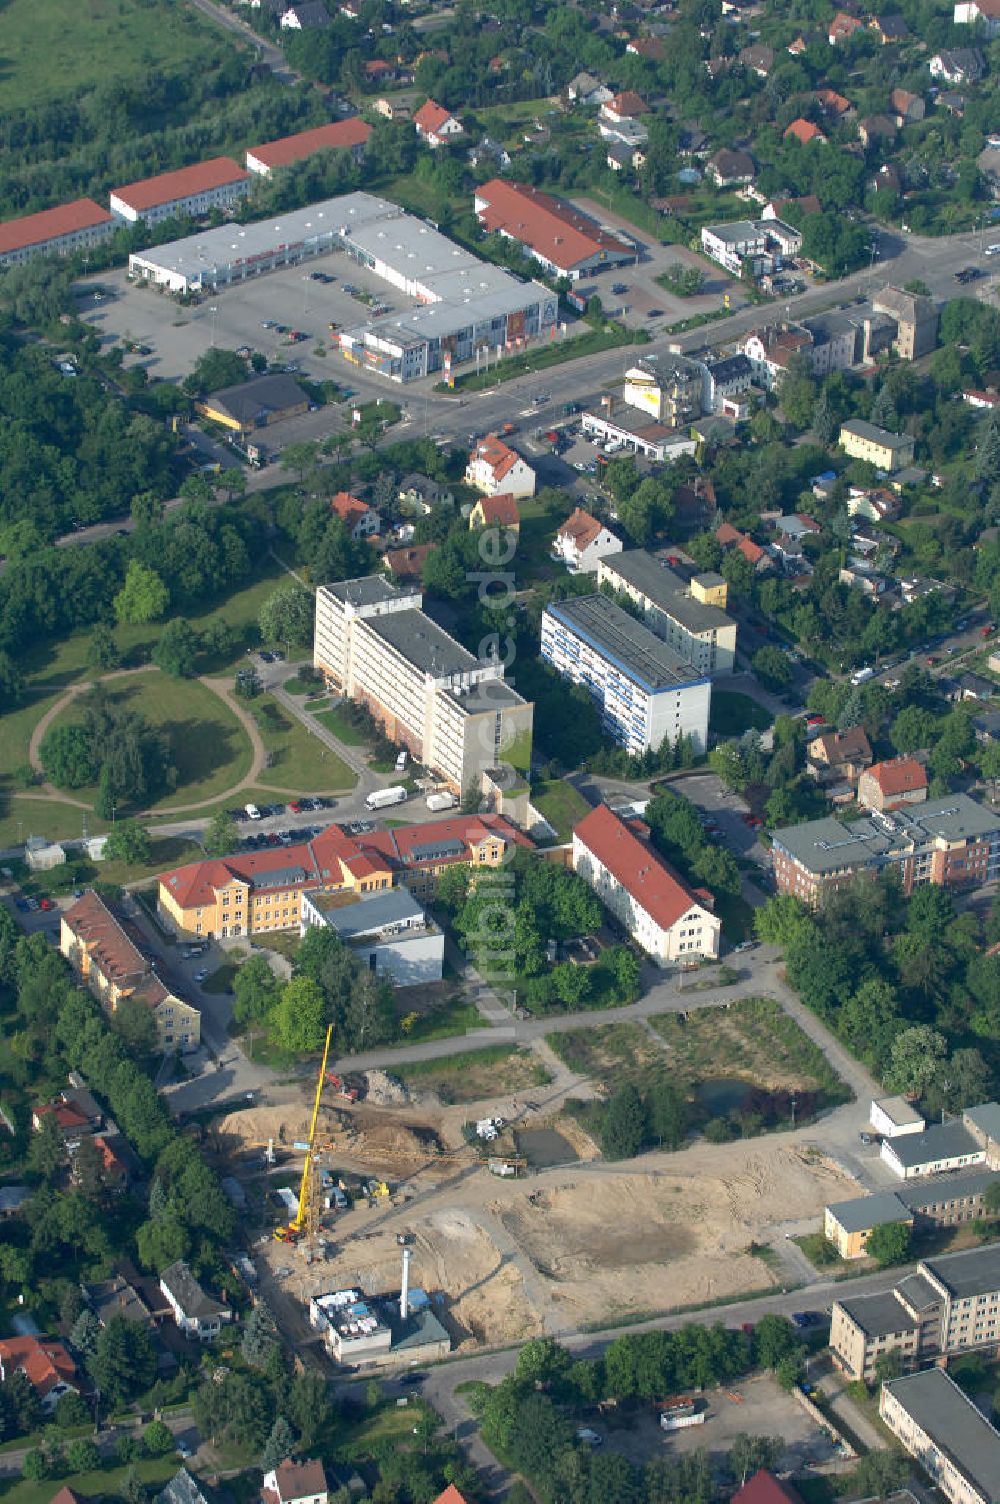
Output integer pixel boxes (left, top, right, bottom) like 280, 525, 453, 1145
60, 891, 200, 1052
825, 1169, 1000, 1260
839, 418, 916, 471
313, 577, 533, 789
110, 158, 251, 225
881, 1369, 1000, 1504
623, 356, 704, 424
573, 804, 720, 965
597, 551, 737, 675
540, 594, 711, 757
831, 1244, 1000, 1380
771, 795, 1000, 906
700, 221, 770, 276
158, 814, 530, 940
0, 199, 115, 267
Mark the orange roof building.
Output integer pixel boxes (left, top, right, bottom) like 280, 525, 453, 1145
469, 492, 520, 530
473, 179, 634, 280
784, 118, 827, 144
0, 198, 115, 268
0, 1338, 78, 1409
553, 507, 623, 573
384, 543, 432, 581
413, 99, 464, 147
110, 157, 250, 225
572, 805, 720, 965
245, 119, 371, 176
157, 815, 532, 939
330, 491, 379, 538
465, 435, 536, 498
858, 756, 928, 811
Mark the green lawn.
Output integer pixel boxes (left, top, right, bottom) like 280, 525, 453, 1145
0, 1453, 179, 1504
16, 836, 202, 895
530, 779, 591, 841
0, 796, 104, 850
709, 691, 772, 736
253, 695, 356, 793
0, 690, 68, 781
312, 703, 368, 746
0, 0, 239, 111
399, 994, 482, 1043
44, 673, 254, 813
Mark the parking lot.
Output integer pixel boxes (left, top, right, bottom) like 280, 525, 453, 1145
570, 197, 740, 331
665, 771, 770, 869
596, 1372, 838, 1473
79, 251, 417, 389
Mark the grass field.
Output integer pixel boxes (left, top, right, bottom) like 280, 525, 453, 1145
0, 1453, 179, 1504
20, 562, 286, 693
45, 674, 254, 813
0, 0, 239, 111
312, 703, 368, 746
0, 796, 103, 850
397, 1045, 551, 1105
400, 994, 482, 1043
709, 691, 772, 736
252, 695, 356, 793
16, 836, 201, 895
530, 778, 591, 841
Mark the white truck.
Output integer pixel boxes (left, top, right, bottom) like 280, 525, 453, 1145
426, 790, 457, 812
365, 785, 408, 811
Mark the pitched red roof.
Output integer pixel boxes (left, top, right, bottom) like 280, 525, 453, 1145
558, 507, 605, 550
0, 1338, 77, 1400
816, 87, 852, 117
733, 1473, 804, 1504
784, 118, 825, 144
414, 99, 455, 136
63, 890, 147, 985
474, 179, 632, 273
574, 805, 709, 932
385, 543, 432, 580
112, 157, 249, 213
475, 492, 520, 526
0, 198, 113, 257
266, 1458, 328, 1504
432, 1490, 472, 1504
330, 491, 373, 525
159, 817, 531, 912
246, 119, 371, 170
607, 90, 648, 116
866, 757, 927, 798
470, 435, 524, 483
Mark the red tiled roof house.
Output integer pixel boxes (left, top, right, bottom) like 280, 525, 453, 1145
858, 757, 928, 811
572, 805, 720, 966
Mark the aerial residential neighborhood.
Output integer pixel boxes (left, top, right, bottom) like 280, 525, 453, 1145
7, 0, 1000, 1499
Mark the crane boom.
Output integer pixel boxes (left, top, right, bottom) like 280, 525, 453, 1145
293, 1022, 334, 1232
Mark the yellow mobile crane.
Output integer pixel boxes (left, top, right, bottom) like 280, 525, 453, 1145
274, 1023, 334, 1244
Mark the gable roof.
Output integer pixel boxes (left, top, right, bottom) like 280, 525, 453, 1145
112, 157, 248, 213
0, 1337, 77, 1399
0, 199, 113, 257
330, 491, 374, 525
269, 1460, 328, 1504
607, 90, 648, 116
203, 374, 306, 428
63, 890, 147, 985
812, 725, 873, 763
414, 99, 456, 136
815, 87, 852, 116
474, 179, 633, 272
733, 1473, 804, 1504
865, 757, 928, 797
157, 1470, 212, 1504
470, 434, 525, 482
160, 1261, 226, 1320
574, 805, 711, 932
246, 119, 371, 170
558, 507, 606, 550
475, 492, 520, 526
784, 118, 825, 144
384, 544, 432, 580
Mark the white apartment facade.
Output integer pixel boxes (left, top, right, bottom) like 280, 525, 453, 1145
552, 508, 623, 573
573, 804, 720, 965
881, 1369, 1000, 1504
540, 594, 711, 757
700, 220, 769, 275
314, 576, 533, 789
110, 158, 251, 225
597, 551, 738, 675
0, 199, 116, 268
465, 437, 537, 498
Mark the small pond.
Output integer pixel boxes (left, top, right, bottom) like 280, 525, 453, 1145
515, 1128, 579, 1168
694, 1076, 754, 1117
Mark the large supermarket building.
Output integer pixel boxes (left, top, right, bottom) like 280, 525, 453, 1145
127, 191, 557, 381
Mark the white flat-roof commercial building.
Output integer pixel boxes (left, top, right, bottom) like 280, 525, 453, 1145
881, 1369, 1000, 1504
313, 576, 533, 790
871, 1096, 926, 1139
581, 408, 698, 463
0, 198, 115, 267
111, 157, 251, 226
300, 888, 443, 986
701, 220, 769, 275
541, 593, 711, 757
597, 550, 737, 675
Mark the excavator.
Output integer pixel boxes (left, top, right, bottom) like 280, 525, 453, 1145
273, 1023, 334, 1245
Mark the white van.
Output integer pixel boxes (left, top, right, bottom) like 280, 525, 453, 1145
245, 802, 262, 820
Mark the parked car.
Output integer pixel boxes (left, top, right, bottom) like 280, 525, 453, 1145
38, 898, 53, 911
194, 968, 210, 984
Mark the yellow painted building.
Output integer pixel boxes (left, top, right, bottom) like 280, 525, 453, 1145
60, 891, 201, 1052
839, 418, 915, 471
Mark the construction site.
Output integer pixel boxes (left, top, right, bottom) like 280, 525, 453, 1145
204, 1032, 859, 1363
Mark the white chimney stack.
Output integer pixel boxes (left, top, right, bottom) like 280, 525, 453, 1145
400, 1247, 412, 1320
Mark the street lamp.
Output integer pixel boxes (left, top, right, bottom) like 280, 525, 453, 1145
209, 305, 218, 347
